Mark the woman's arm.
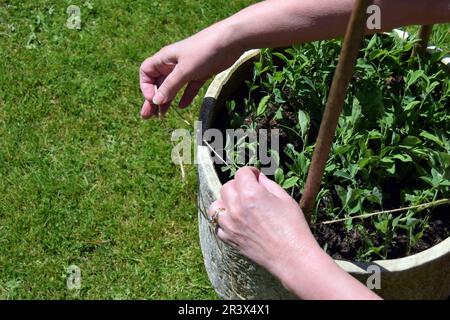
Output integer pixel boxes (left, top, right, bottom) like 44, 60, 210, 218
140, 0, 450, 117
274, 241, 381, 300
222, 0, 449, 51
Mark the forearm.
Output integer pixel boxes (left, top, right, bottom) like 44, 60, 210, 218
275, 245, 381, 300
216, 0, 450, 51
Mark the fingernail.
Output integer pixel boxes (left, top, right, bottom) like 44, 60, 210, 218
153, 92, 164, 105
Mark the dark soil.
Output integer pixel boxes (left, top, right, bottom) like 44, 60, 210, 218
312, 195, 450, 261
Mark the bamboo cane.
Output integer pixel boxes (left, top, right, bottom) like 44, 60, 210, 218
321, 198, 450, 225
412, 25, 433, 57
300, 0, 370, 222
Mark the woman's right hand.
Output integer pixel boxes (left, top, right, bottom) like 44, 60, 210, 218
208, 167, 321, 280
208, 167, 381, 300
139, 22, 244, 118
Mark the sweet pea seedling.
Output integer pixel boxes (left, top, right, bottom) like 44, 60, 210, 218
223, 32, 450, 261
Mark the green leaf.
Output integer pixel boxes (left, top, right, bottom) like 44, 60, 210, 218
381, 158, 396, 174
335, 185, 347, 207
426, 81, 439, 94
375, 220, 388, 234
419, 176, 434, 187
420, 131, 444, 148
357, 158, 371, 169
334, 145, 352, 155
334, 170, 351, 180
226, 100, 236, 112
274, 167, 284, 184
270, 149, 281, 167
272, 52, 291, 64
356, 58, 375, 74
404, 100, 420, 111
344, 187, 355, 208
392, 215, 401, 229
368, 130, 383, 140
257, 95, 270, 117
298, 109, 309, 137
380, 157, 394, 164
392, 153, 413, 162
366, 187, 382, 205
438, 152, 450, 169
405, 70, 424, 90
440, 179, 450, 187
301, 77, 316, 90
431, 168, 441, 181
366, 34, 378, 51
325, 163, 336, 173
391, 131, 401, 145
274, 107, 283, 120
351, 97, 362, 125
282, 176, 299, 189
348, 163, 358, 177
381, 112, 394, 127
349, 201, 361, 214
386, 163, 396, 174
401, 136, 422, 147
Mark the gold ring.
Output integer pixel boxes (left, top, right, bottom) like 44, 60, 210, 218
209, 207, 225, 226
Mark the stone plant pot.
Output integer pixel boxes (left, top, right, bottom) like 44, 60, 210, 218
196, 31, 450, 300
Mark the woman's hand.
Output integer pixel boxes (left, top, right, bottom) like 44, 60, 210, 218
139, 23, 244, 118
140, 0, 449, 119
208, 166, 320, 278
209, 166, 381, 300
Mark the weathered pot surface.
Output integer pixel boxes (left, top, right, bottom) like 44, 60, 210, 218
197, 31, 450, 300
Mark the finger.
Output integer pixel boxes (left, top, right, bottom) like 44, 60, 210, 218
153, 65, 188, 105
220, 180, 239, 212
258, 172, 292, 200
216, 227, 239, 248
178, 79, 205, 109
208, 199, 226, 219
140, 99, 158, 119
140, 81, 156, 103
234, 166, 264, 194
140, 56, 165, 78
140, 62, 158, 103
208, 200, 231, 231
140, 54, 175, 102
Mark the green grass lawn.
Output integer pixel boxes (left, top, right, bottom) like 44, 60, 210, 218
0, 0, 256, 299
0, 1, 448, 299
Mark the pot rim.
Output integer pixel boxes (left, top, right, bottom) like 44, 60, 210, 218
198, 29, 450, 274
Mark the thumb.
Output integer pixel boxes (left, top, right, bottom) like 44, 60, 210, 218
258, 173, 291, 200
153, 65, 188, 105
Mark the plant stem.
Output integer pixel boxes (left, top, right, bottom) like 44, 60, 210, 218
300, 0, 369, 222
384, 216, 393, 259
202, 139, 238, 170
173, 107, 192, 126
275, 124, 302, 139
